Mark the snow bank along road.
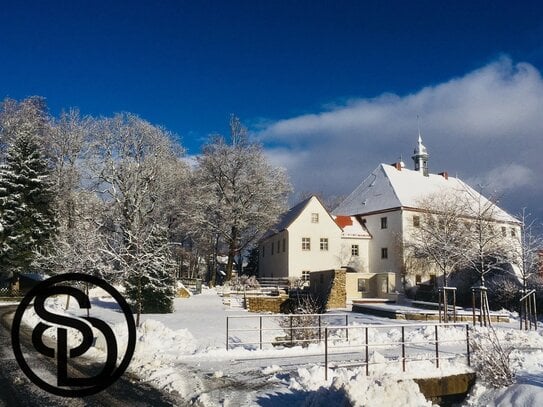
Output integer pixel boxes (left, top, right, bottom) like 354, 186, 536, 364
0, 304, 184, 407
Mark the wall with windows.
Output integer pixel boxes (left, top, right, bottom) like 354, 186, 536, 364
259, 229, 289, 278
339, 236, 370, 273
259, 196, 342, 279
400, 208, 523, 287
361, 210, 403, 291
286, 197, 343, 279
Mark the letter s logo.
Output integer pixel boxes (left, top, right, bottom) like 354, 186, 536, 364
32, 285, 118, 387
11, 273, 136, 397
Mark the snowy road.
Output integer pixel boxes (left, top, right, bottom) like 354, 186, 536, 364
0, 305, 185, 407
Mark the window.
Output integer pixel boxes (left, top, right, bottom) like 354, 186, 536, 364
277, 240, 281, 253
429, 274, 437, 287
415, 275, 422, 285
413, 216, 420, 228
311, 213, 319, 223
358, 278, 369, 293
320, 238, 329, 251
381, 247, 388, 259
302, 237, 311, 251
501, 226, 507, 237
511, 228, 516, 237
302, 271, 310, 282
381, 217, 388, 229
271, 242, 274, 255
282, 238, 286, 252
351, 245, 359, 256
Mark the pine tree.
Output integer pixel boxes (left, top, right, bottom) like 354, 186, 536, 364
0, 132, 57, 279
122, 225, 177, 321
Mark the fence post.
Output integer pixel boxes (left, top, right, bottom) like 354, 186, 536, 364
260, 316, 263, 350
365, 326, 369, 376
325, 327, 328, 381
345, 315, 349, 341
466, 324, 471, 367
290, 315, 293, 345
435, 325, 439, 368
226, 317, 229, 351
318, 315, 322, 342
401, 326, 406, 372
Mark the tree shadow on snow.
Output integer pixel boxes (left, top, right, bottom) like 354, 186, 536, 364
256, 388, 352, 406
517, 372, 543, 388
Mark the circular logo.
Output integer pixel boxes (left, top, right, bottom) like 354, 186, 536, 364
11, 273, 136, 397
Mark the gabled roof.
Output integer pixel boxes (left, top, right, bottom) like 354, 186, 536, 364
334, 216, 371, 238
261, 195, 343, 241
332, 163, 518, 224
260, 196, 314, 240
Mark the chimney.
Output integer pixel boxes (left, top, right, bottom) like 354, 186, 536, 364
438, 171, 449, 180
392, 162, 402, 171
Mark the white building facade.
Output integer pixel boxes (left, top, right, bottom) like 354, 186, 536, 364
259, 136, 521, 297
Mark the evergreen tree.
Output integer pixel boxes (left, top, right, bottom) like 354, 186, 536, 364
0, 132, 57, 279
121, 225, 177, 322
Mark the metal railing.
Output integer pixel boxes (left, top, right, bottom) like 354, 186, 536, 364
323, 322, 471, 380
226, 313, 350, 350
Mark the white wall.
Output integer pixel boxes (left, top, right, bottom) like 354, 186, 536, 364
259, 230, 289, 278
361, 210, 402, 291
286, 197, 343, 279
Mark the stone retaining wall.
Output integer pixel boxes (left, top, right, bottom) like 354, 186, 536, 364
247, 295, 289, 313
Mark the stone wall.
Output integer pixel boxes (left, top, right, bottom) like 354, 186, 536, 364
247, 295, 289, 313
310, 269, 346, 309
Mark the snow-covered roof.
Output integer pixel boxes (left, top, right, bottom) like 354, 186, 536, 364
334, 215, 371, 239
260, 195, 320, 240
332, 163, 518, 224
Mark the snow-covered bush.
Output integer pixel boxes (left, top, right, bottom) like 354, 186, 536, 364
470, 327, 515, 388
277, 295, 325, 347
227, 274, 260, 291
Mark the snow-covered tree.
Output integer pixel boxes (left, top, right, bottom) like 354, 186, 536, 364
0, 96, 50, 161
405, 191, 469, 287
0, 130, 57, 279
460, 187, 514, 286
194, 116, 291, 280
109, 225, 177, 325
85, 114, 185, 320
510, 208, 543, 292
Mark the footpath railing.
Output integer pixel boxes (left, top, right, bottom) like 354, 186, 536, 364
226, 314, 471, 379
323, 322, 471, 380
226, 313, 350, 350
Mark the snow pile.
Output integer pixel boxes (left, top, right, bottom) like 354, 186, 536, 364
289, 365, 436, 407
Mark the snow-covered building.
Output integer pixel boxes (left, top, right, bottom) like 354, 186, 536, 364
258, 196, 370, 281
259, 135, 521, 299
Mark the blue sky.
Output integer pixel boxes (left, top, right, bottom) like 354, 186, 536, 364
1, 1, 543, 218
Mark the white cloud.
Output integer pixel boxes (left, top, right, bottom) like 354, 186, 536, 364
257, 57, 543, 218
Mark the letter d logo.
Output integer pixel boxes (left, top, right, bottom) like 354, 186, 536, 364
11, 273, 136, 397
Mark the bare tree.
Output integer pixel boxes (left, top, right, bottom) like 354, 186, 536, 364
510, 208, 543, 292
406, 191, 469, 287
194, 116, 291, 280
460, 186, 515, 287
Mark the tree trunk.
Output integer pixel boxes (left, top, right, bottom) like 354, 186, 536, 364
226, 226, 238, 281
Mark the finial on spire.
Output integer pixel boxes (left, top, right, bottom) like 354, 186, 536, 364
412, 117, 429, 176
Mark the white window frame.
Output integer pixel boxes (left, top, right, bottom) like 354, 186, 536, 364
302, 237, 311, 251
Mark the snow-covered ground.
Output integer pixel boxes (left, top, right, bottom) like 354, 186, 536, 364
11, 288, 543, 406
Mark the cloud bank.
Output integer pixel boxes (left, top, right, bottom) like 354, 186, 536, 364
257, 58, 543, 220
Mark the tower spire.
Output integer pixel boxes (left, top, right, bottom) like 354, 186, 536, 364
412, 117, 429, 176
